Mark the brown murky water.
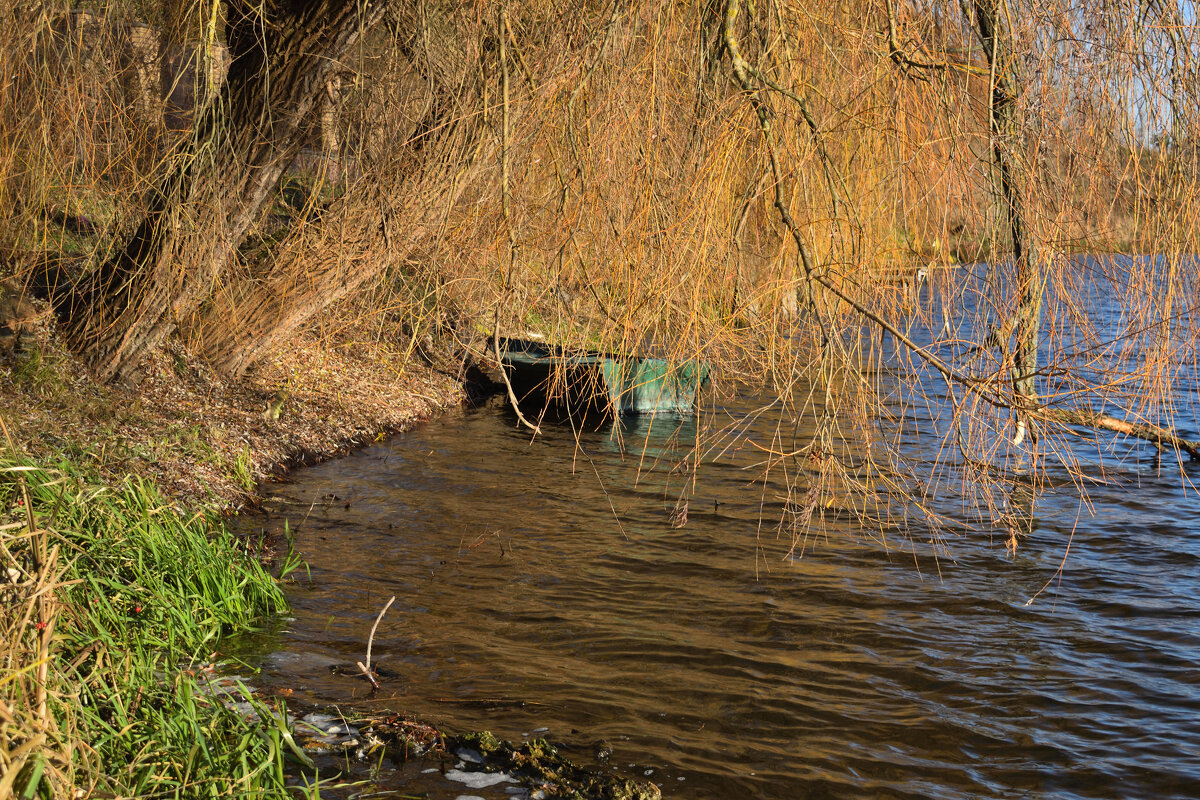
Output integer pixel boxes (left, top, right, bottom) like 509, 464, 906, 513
231, 388, 1200, 799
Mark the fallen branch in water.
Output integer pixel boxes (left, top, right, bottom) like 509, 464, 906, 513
357, 594, 396, 690
1041, 407, 1200, 460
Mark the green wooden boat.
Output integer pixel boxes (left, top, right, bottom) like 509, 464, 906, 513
499, 338, 710, 415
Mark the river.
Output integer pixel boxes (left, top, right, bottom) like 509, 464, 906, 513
231, 382, 1200, 799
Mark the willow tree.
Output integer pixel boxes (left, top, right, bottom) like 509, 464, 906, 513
45, 0, 386, 382
14, 0, 1200, 542
33, 0, 603, 382
184, 2, 497, 378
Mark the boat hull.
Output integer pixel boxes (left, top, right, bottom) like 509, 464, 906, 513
499, 338, 709, 415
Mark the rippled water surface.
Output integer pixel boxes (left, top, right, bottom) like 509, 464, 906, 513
233, 387, 1200, 799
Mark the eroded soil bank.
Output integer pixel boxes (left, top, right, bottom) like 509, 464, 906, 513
0, 300, 465, 509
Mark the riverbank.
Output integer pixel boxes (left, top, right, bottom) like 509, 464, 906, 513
0, 298, 465, 511
0, 301, 469, 796
0, 307, 667, 799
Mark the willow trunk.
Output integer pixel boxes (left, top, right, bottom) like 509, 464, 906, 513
53, 0, 383, 383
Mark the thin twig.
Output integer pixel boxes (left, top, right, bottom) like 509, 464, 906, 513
492, 312, 541, 435
365, 594, 395, 672
356, 594, 396, 688
499, 3, 515, 255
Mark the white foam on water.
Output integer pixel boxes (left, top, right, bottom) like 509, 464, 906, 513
444, 768, 517, 789
455, 746, 485, 763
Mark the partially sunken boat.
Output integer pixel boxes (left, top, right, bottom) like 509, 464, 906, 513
498, 337, 710, 415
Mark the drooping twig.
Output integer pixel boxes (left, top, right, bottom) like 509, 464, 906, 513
884, 0, 953, 78
499, 3, 515, 254
492, 312, 541, 435
722, 0, 816, 281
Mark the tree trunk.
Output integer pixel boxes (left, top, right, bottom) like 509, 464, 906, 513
972, 0, 1042, 441
319, 74, 342, 182
53, 0, 386, 383
187, 202, 402, 379
158, 0, 207, 135
191, 7, 491, 378
192, 92, 488, 378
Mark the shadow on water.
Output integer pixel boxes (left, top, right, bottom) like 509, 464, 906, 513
230, 388, 1200, 799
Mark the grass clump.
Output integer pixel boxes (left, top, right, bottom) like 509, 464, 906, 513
10, 343, 66, 398
0, 444, 301, 798
230, 445, 257, 495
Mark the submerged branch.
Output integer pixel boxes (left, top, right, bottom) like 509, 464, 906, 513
1043, 408, 1200, 461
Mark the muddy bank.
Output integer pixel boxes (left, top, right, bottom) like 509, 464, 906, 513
0, 297, 468, 509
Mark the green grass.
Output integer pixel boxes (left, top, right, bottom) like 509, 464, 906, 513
231, 445, 257, 494
0, 449, 306, 799
10, 342, 67, 397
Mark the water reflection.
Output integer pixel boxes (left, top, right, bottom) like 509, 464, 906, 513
231, 399, 1200, 800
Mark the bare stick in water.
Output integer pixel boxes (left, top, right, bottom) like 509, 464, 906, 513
356, 594, 396, 688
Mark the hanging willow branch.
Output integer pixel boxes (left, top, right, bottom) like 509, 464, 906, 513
493, 311, 541, 435
723, 0, 1200, 464
721, 0, 817, 280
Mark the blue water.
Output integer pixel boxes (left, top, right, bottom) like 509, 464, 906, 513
236, 255, 1200, 799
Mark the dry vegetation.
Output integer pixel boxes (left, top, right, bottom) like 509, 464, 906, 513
2, 1, 1200, 796
0, 0, 1195, 537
